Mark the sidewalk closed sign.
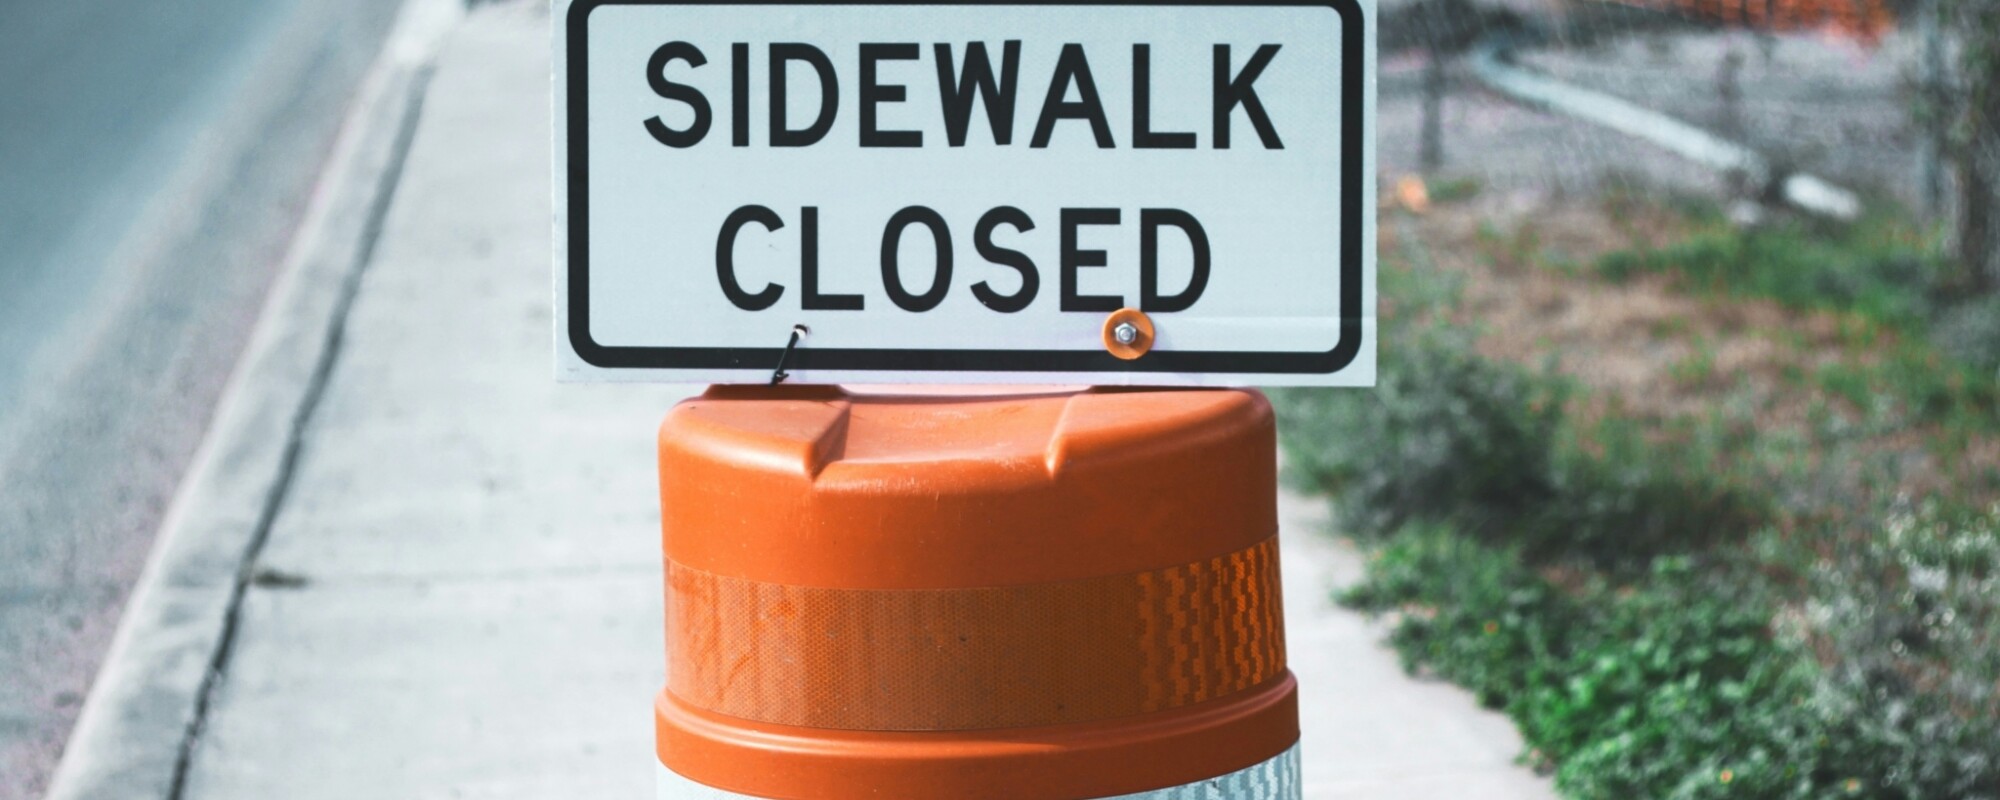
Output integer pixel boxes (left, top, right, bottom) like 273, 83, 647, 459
554, 0, 1375, 385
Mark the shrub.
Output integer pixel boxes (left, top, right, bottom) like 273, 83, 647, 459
1534, 559, 1824, 800
1539, 414, 1765, 565
1806, 502, 2000, 799
1272, 326, 1565, 542
1301, 206, 1998, 800
1341, 527, 1836, 800
1338, 523, 1582, 713
1272, 328, 1765, 567
1342, 508, 2000, 800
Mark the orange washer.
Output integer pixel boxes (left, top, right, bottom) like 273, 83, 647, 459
656, 385, 1298, 800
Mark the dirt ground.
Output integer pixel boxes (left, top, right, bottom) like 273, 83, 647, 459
1381, 189, 2000, 509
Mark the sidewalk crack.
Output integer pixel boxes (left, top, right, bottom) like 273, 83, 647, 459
164, 63, 438, 800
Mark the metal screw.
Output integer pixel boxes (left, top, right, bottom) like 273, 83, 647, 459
1112, 322, 1139, 345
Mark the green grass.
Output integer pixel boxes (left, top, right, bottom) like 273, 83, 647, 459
1594, 212, 2000, 434
1429, 176, 1484, 204
1279, 204, 2000, 799
1339, 519, 2000, 799
1473, 219, 1553, 273
1814, 361, 1877, 412
1669, 336, 1719, 389
1594, 215, 1943, 328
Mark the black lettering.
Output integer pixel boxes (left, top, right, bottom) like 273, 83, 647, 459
860, 44, 923, 147
716, 206, 786, 310
1213, 44, 1283, 149
1060, 208, 1122, 311
731, 43, 750, 146
934, 41, 1021, 146
770, 44, 838, 147
801, 207, 863, 310
972, 206, 1038, 312
644, 42, 710, 148
881, 207, 953, 312
1139, 209, 1210, 312
1030, 44, 1114, 149
1132, 45, 1194, 149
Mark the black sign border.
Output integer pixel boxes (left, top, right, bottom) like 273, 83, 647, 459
565, 0, 1368, 374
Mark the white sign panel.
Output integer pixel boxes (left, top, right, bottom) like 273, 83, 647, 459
555, 0, 1375, 385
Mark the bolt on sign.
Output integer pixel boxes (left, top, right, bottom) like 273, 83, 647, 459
554, 0, 1376, 386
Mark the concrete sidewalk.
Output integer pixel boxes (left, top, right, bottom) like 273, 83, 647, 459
49, 3, 1554, 798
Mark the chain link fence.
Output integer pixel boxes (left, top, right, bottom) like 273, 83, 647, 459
1378, 0, 1955, 220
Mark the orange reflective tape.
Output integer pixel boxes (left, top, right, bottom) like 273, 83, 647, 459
668, 536, 1286, 731
656, 676, 1300, 800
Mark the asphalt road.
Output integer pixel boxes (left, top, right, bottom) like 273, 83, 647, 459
0, 0, 405, 796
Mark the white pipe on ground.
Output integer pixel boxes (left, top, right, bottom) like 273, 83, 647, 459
1466, 40, 1862, 222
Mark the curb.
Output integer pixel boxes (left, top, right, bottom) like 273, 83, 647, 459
41, 1, 462, 796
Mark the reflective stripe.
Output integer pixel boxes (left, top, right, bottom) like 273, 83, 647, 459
668, 536, 1286, 731
657, 743, 1303, 800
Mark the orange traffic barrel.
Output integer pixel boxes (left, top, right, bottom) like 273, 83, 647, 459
654, 385, 1299, 799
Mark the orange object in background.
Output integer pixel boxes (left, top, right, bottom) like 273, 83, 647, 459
654, 386, 1299, 799
1617, 0, 1895, 42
